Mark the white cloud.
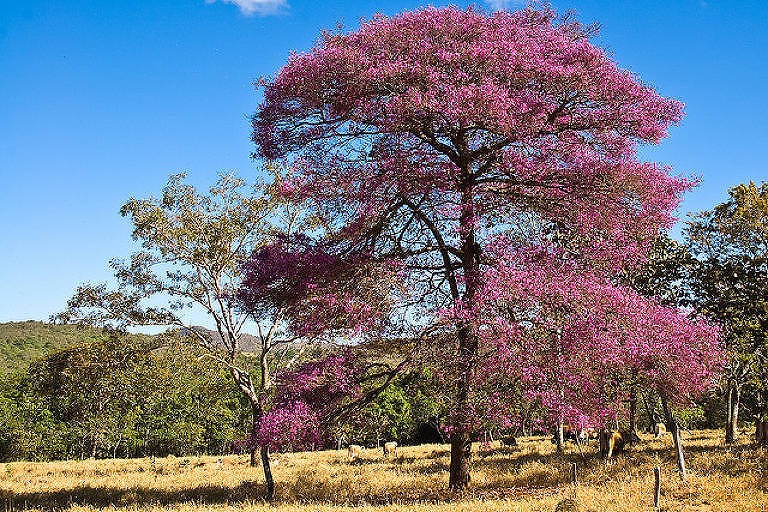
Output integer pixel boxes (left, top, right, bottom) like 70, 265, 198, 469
205, 0, 287, 16
484, 0, 524, 11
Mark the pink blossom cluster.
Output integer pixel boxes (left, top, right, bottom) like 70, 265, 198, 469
253, 5, 694, 271
238, 236, 400, 337
255, 6, 682, 159
253, 401, 325, 452
253, 351, 364, 451
437, 243, 723, 428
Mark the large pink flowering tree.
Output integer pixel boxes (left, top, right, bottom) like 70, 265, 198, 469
248, 5, 721, 488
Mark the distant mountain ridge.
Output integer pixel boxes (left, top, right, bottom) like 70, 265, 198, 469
179, 326, 261, 353
179, 326, 310, 354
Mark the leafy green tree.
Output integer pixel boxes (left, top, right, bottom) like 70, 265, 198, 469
624, 235, 696, 308
357, 380, 413, 446
685, 181, 768, 443
59, 172, 315, 497
0, 333, 245, 461
26, 334, 151, 458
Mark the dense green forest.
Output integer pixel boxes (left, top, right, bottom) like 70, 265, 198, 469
0, 322, 446, 461
0, 323, 251, 461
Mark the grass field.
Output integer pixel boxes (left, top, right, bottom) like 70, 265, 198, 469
1, 429, 766, 511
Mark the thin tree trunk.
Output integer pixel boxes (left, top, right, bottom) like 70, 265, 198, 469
660, 393, 686, 480
672, 425, 687, 480
261, 444, 275, 501
758, 392, 768, 446
629, 386, 638, 445
113, 432, 123, 459
555, 382, 565, 453
725, 382, 734, 444
252, 400, 275, 501
643, 393, 657, 433
143, 425, 150, 457
729, 385, 741, 444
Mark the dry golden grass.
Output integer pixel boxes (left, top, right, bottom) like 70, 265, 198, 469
2, 429, 767, 511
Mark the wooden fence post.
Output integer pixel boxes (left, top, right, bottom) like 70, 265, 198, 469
571, 462, 577, 487
654, 466, 661, 509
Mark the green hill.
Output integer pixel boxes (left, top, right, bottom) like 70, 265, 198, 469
0, 321, 310, 375
0, 321, 111, 373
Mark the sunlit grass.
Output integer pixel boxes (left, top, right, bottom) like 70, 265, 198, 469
2, 429, 766, 511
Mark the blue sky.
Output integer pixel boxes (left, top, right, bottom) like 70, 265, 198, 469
1, 0, 766, 325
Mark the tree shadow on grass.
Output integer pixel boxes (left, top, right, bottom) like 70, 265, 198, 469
0, 480, 480, 510
0, 481, 267, 510
473, 439, 768, 486
327, 448, 449, 467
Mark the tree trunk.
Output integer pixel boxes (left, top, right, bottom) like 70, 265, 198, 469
447, 307, 477, 490
660, 393, 686, 480
672, 424, 687, 480
599, 429, 608, 458
261, 445, 275, 502
449, 429, 471, 489
629, 386, 638, 445
448, 327, 474, 489
643, 393, 657, 433
143, 425, 150, 457
252, 400, 275, 501
113, 432, 123, 459
730, 385, 741, 444
757, 392, 768, 447
447, 184, 480, 490
725, 383, 734, 443
555, 384, 565, 453
227, 359, 274, 499
725, 381, 741, 444
555, 418, 564, 453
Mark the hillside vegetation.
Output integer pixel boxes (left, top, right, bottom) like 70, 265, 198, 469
0, 327, 250, 462
0, 321, 112, 373
1, 429, 765, 511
